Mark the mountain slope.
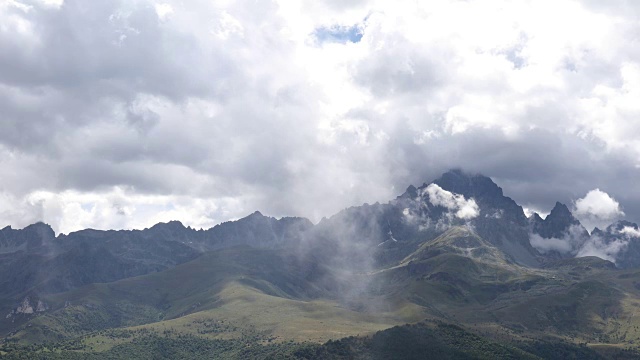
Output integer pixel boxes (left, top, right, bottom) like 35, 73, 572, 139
2, 245, 415, 344
3, 320, 621, 360
3, 216, 640, 359
4, 169, 640, 359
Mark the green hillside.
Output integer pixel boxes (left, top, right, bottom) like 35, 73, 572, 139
3, 321, 624, 360
4, 227, 640, 359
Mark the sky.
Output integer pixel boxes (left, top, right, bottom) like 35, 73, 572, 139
1, 0, 639, 234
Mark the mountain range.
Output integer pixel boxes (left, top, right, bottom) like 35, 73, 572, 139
2, 169, 640, 359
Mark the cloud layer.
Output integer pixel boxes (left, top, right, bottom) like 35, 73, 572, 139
529, 224, 587, 255
1, 0, 640, 233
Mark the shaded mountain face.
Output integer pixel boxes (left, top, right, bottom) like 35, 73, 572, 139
529, 202, 590, 260
0, 222, 55, 254
588, 221, 640, 269
0, 213, 314, 301
532, 202, 583, 239
203, 211, 313, 251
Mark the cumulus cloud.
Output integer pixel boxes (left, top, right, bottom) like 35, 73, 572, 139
0, 187, 243, 234
154, 3, 173, 21
574, 189, 625, 231
1, 0, 640, 231
423, 184, 479, 220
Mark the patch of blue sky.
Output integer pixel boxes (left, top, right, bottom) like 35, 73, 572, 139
312, 24, 363, 44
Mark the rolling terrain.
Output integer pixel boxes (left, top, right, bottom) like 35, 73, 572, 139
2, 170, 640, 359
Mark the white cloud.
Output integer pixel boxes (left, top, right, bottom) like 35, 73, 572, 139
154, 3, 173, 21
1, 0, 640, 231
0, 187, 246, 234
574, 189, 625, 231
522, 207, 535, 218
36, 0, 64, 9
575, 189, 625, 219
529, 224, 588, 255
423, 184, 479, 220
212, 11, 244, 39
530, 234, 573, 254
620, 226, 640, 238
576, 235, 628, 264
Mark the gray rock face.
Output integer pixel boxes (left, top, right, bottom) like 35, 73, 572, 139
10, 297, 48, 316
0, 222, 55, 254
36, 300, 48, 312
16, 297, 34, 314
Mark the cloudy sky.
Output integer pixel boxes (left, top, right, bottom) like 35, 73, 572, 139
1, 0, 639, 234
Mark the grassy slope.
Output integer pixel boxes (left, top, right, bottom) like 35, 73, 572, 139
110, 282, 415, 344
4, 321, 620, 360
370, 227, 640, 351
5, 246, 420, 345
5, 227, 640, 357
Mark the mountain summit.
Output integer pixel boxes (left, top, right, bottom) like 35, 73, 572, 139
432, 169, 528, 225
531, 202, 585, 239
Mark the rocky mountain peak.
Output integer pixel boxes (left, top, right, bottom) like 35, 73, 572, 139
531, 213, 544, 222
25, 222, 55, 236
427, 169, 528, 226
0, 222, 55, 252
531, 202, 586, 241
432, 169, 503, 199
398, 184, 418, 200
548, 202, 574, 221
150, 220, 187, 232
